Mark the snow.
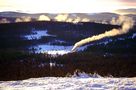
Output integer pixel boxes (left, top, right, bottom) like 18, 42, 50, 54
24, 29, 55, 40
117, 38, 125, 40
103, 39, 113, 45
46, 50, 71, 55
30, 45, 72, 55
0, 75, 136, 90
94, 39, 113, 45
30, 44, 88, 55
132, 33, 136, 39
77, 45, 88, 51
54, 40, 66, 43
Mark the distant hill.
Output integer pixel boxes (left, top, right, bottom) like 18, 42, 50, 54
113, 8, 136, 22
114, 8, 136, 15
0, 11, 136, 24
0, 11, 56, 19
0, 11, 119, 20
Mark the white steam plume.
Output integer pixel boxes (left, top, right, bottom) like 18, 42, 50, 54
15, 18, 22, 22
55, 14, 68, 22
38, 15, 50, 21
15, 16, 31, 22
0, 18, 10, 23
71, 16, 134, 51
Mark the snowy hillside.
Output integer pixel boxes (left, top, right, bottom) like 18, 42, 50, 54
0, 75, 136, 90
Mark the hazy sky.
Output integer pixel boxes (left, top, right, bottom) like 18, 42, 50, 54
0, 0, 136, 13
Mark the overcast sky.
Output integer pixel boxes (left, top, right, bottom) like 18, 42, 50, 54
0, 0, 136, 13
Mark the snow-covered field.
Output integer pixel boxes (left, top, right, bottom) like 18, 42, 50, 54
29, 44, 88, 55
24, 29, 55, 40
0, 74, 136, 90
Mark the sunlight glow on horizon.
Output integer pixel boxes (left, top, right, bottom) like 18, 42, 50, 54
0, 0, 136, 13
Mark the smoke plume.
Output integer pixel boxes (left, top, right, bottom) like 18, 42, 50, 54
66, 18, 73, 22
54, 14, 90, 23
72, 17, 81, 23
15, 16, 31, 22
55, 14, 68, 22
0, 18, 10, 23
15, 18, 22, 22
71, 16, 134, 51
81, 18, 90, 22
22, 16, 31, 22
38, 15, 51, 21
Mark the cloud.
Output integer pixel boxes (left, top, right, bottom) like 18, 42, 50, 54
0, 0, 136, 13
119, 0, 136, 3
118, 0, 136, 6
38, 15, 51, 21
